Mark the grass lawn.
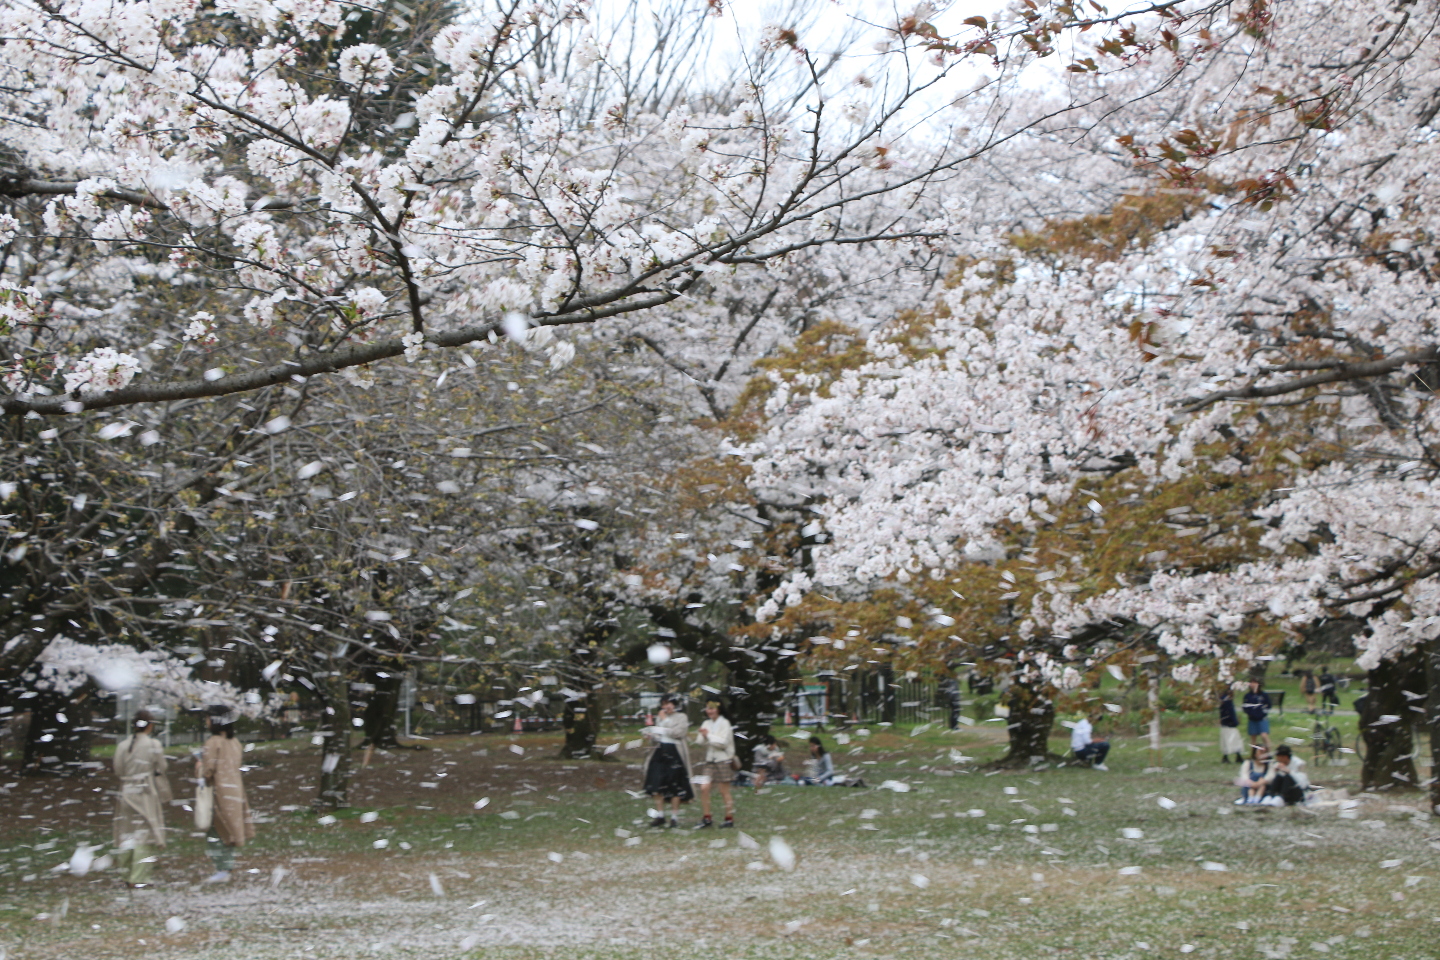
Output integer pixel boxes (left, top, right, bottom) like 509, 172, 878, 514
0, 720, 1434, 960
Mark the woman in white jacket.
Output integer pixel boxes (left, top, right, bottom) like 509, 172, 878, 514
692, 700, 736, 829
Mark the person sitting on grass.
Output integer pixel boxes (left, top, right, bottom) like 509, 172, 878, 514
752, 734, 785, 790
795, 736, 836, 785
1263, 745, 1309, 806
1070, 712, 1110, 770
1234, 744, 1273, 804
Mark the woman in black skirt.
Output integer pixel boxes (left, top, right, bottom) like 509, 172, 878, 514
641, 695, 693, 827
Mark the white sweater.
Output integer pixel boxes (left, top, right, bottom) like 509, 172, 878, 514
696, 716, 736, 763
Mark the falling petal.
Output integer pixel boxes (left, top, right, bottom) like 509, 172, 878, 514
769, 836, 796, 872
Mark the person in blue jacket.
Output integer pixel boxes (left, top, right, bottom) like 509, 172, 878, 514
1242, 679, 1272, 751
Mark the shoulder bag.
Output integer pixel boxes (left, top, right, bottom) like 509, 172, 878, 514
194, 781, 214, 831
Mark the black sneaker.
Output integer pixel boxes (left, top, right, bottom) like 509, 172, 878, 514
719, 819, 735, 829
693, 817, 713, 830
667, 817, 679, 829
649, 816, 665, 828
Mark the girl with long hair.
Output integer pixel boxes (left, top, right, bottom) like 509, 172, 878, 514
113, 708, 169, 888
197, 705, 253, 882
640, 696, 693, 827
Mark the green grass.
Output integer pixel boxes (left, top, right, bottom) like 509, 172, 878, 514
1, 722, 1434, 960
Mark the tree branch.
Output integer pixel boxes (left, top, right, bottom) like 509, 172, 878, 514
3, 291, 683, 416
1180, 347, 1439, 412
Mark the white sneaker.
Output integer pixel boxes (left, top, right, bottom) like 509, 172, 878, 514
203, 871, 231, 884
1092, 763, 1109, 771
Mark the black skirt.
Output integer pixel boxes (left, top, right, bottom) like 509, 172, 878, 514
643, 744, 694, 801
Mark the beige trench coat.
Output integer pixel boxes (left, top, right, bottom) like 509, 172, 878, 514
200, 735, 254, 847
113, 733, 168, 848
641, 711, 692, 782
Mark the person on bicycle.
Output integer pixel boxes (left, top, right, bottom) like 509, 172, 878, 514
1242, 679, 1272, 751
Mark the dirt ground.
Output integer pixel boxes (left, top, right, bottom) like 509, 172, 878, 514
1, 732, 616, 830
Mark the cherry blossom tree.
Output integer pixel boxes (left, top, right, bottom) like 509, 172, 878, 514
742, 1, 1440, 784
0, 0, 1157, 416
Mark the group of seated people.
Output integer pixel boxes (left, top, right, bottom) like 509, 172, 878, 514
749, 734, 840, 787
1233, 743, 1310, 806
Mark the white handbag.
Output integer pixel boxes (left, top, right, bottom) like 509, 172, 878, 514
194, 782, 214, 831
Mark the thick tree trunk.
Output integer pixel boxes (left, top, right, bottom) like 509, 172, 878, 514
1358, 649, 1424, 792
1425, 635, 1440, 815
313, 674, 354, 809
21, 685, 95, 776
359, 664, 404, 748
562, 689, 600, 759
991, 683, 1058, 768
642, 604, 797, 770
725, 654, 794, 769
1147, 673, 1162, 767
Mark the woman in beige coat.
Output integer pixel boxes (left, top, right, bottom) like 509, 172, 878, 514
197, 705, 253, 883
113, 709, 169, 887
640, 695, 692, 828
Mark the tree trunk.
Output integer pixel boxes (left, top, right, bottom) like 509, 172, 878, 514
313, 673, 354, 809
1358, 649, 1425, 792
991, 682, 1058, 768
21, 685, 95, 776
562, 688, 600, 759
641, 603, 797, 770
359, 664, 404, 748
879, 665, 897, 724
1147, 673, 1162, 768
725, 653, 794, 769
1425, 634, 1440, 815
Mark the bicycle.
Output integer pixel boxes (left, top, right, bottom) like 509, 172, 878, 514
1310, 702, 1342, 764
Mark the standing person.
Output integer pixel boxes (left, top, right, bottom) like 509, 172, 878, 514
752, 735, 785, 790
1070, 712, 1110, 770
798, 736, 836, 785
692, 700, 737, 829
1242, 679, 1273, 750
113, 709, 169, 888
640, 695, 692, 828
197, 705, 253, 883
1318, 666, 1340, 711
1218, 685, 1243, 764
1300, 670, 1319, 713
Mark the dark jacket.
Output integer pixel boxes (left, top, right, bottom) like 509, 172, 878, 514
1242, 689, 1271, 722
1219, 695, 1238, 728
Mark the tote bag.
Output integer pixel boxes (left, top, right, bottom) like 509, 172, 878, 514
193, 782, 214, 831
